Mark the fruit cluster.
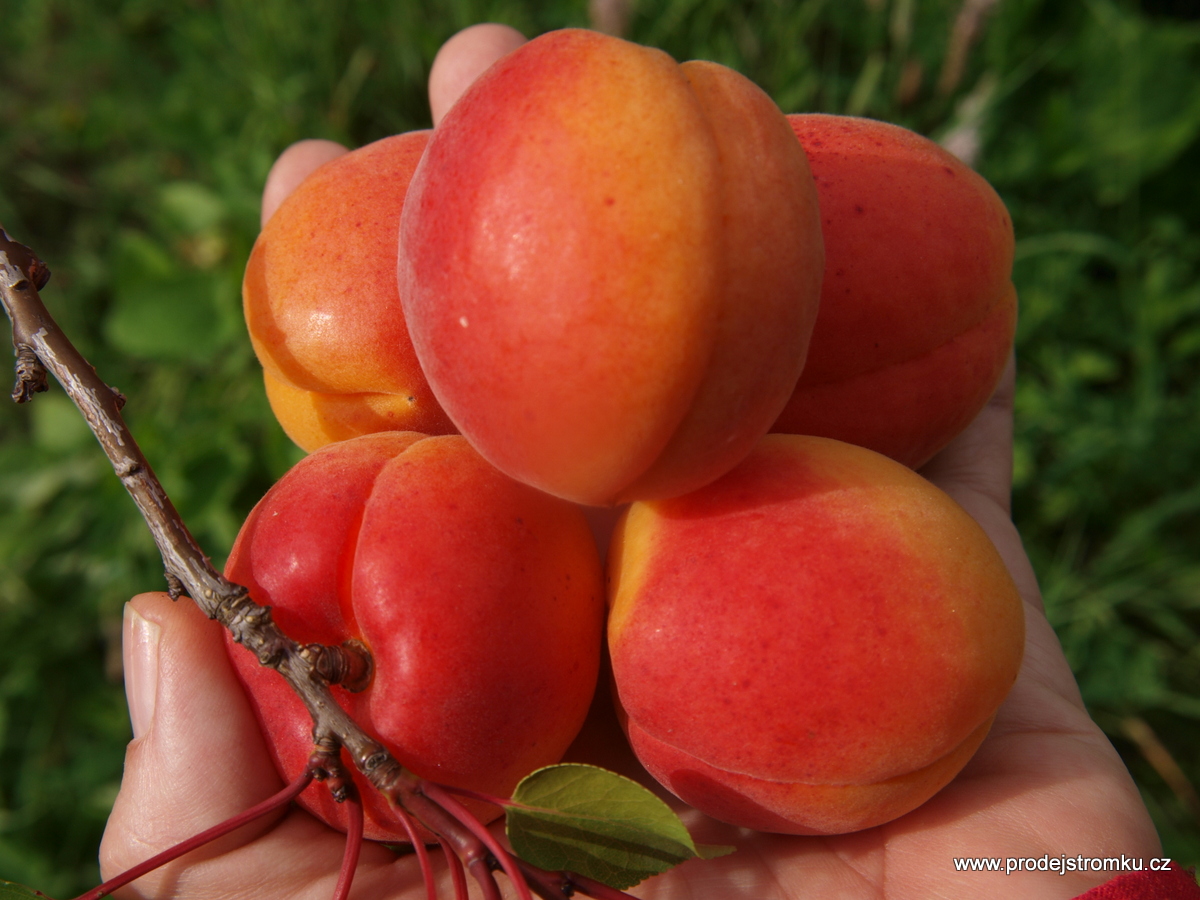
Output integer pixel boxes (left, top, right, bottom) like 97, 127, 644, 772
230, 28, 1024, 842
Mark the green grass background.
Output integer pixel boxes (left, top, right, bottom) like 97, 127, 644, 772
1, 0, 1198, 894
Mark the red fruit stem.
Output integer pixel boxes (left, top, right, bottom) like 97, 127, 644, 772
332, 792, 365, 900
396, 806, 439, 900
70, 768, 314, 900
419, 781, 534, 900
441, 840, 469, 900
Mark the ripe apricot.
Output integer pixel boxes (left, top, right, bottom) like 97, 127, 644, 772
607, 434, 1025, 834
399, 29, 823, 506
243, 132, 456, 452
224, 432, 605, 841
773, 115, 1017, 469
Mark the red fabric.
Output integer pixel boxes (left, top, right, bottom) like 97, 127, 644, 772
1075, 862, 1200, 898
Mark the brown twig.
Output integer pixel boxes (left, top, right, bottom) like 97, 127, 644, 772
0, 227, 640, 900
0, 227, 396, 785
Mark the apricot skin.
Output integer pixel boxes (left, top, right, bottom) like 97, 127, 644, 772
243, 132, 456, 452
398, 29, 823, 506
607, 434, 1025, 834
773, 115, 1017, 469
223, 432, 605, 842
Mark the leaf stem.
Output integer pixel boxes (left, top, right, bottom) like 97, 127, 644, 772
429, 783, 514, 809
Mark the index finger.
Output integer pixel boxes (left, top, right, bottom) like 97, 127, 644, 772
428, 24, 526, 126
260, 139, 348, 226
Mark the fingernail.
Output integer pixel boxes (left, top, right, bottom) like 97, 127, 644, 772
123, 603, 161, 740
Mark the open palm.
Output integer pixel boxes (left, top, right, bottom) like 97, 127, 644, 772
99, 25, 1160, 900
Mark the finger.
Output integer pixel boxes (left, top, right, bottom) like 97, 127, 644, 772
261, 139, 348, 226
919, 351, 1015, 515
100, 595, 433, 899
99, 592, 285, 881
428, 24, 526, 126
918, 361, 1098, 719
917, 353, 1041, 599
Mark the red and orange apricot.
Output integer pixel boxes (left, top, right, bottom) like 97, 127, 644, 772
223, 431, 605, 841
774, 115, 1017, 469
398, 29, 824, 506
243, 132, 455, 451
607, 434, 1025, 834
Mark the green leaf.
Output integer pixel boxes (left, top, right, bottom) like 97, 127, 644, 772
103, 270, 226, 365
506, 764, 734, 890
29, 391, 96, 453
159, 182, 227, 233
0, 882, 54, 899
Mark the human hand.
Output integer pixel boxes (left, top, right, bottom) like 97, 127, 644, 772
98, 24, 1161, 900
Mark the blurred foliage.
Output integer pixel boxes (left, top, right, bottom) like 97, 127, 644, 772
0, 0, 1197, 893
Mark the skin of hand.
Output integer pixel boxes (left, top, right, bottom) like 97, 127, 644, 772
98, 24, 1162, 900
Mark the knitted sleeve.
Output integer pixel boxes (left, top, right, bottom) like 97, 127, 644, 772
1074, 862, 1200, 899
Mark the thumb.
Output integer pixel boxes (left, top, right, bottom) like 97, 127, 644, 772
99, 591, 285, 882
428, 24, 526, 126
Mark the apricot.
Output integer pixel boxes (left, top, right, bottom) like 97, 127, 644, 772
773, 114, 1017, 469
398, 28, 824, 507
223, 431, 605, 842
607, 434, 1024, 834
243, 132, 456, 452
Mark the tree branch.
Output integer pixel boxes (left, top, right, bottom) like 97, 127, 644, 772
0, 227, 642, 900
